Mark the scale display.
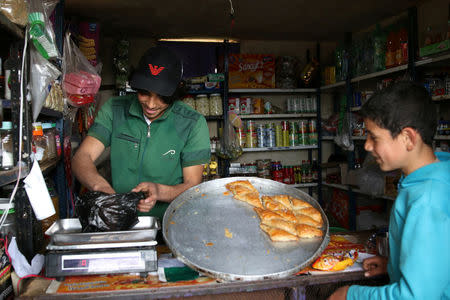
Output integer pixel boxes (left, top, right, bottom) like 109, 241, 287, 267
61, 252, 145, 272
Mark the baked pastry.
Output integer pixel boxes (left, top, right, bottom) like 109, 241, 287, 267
260, 224, 299, 242
271, 195, 292, 210
225, 180, 257, 195
289, 196, 313, 210
295, 213, 323, 228
295, 224, 324, 238
297, 207, 322, 223
260, 218, 298, 237
254, 207, 298, 224
233, 191, 262, 208
261, 196, 287, 211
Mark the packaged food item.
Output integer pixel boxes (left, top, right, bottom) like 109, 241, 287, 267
209, 93, 223, 116
182, 95, 195, 110
195, 94, 209, 116
228, 97, 240, 114
42, 122, 56, 159
252, 98, 264, 114
228, 54, 275, 89
240, 97, 252, 114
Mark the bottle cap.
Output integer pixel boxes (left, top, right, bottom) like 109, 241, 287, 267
2, 121, 12, 130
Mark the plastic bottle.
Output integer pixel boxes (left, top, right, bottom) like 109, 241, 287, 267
42, 122, 56, 160
397, 26, 408, 66
385, 28, 398, 69
373, 24, 387, 71
3, 52, 13, 100
1, 121, 14, 170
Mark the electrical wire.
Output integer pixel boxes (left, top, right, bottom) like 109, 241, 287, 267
0, 27, 28, 229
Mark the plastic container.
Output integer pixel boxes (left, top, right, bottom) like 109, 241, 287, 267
0, 199, 16, 237
43, 122, 56, 160
32, 122, 48, 163
1, 121, 14, 170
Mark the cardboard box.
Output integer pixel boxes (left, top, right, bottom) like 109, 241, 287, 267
228, 54, 275, 89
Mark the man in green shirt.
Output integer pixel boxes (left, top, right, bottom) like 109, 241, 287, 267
72, 46, 211, 220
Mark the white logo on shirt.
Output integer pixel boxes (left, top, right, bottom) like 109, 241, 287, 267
162, 150, 176, 156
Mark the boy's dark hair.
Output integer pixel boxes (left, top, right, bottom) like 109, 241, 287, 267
360, 81, 436, 146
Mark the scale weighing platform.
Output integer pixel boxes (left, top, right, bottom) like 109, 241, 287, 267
45, 240, 158, 280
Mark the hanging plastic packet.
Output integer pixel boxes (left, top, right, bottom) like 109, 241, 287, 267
27, 0, 60, 60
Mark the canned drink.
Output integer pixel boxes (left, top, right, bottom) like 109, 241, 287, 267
298, 122, 309, 145
289, 121, 297, 134
265, 128, 276, 147
310, 96, 317, 113
246, 120, 255, 132
309, 132, 318, 145
246, 130, 257, 148
235, 128, 246, 148
281, 120, 289, 131
305, 97, 311, 113
289, 132, 297, 146
309, 119, 317, 133
282, 130, 289, 147
298, 120, 308, 133
286, 97, 293, 113
300, 97, 307, 113
275, 125, 283, 147
294, 97, 301, 113
257, 124, 265, 148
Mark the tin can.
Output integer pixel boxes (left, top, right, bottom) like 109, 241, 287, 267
294, 97, 301, 113
240, 97, 252, 114
265, 123, 276, 147
300, 97, 307, 113
246, 130, 257, 148
246, 120, 255, 132
310, 96, 317, 113
286, 97, 294, 114
309, 132, 318, 145
257, 124, 265, 148
282, 130, 289, 147
309, 119, 317, 133
235, 128, 246, 148
275, 124, 283, 147
228, 97, 240, 114
298, 120, 309, 145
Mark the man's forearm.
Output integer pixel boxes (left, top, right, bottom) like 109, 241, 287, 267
72, 152, 114, 193
157, 181, 200, 202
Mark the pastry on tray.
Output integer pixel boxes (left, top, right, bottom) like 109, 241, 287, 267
225, 179, 324, 242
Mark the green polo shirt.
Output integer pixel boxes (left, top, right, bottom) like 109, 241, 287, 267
87, 94, 211, 219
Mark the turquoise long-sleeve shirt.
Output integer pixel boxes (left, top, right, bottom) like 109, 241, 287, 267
347, 152, 450, 300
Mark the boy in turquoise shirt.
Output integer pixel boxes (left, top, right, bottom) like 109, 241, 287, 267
329, 81, 450, 300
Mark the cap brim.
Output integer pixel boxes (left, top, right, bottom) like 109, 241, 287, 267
129, 73, 177, 97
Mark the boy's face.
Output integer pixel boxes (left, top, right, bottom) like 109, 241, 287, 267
364, 118, 407, 172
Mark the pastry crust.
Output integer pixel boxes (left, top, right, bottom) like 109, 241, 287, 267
233, 191, 263, 208
271, 195, 292, 209
297, 207, 322, 223
254, 207, 298, 224
260, 224, 299, 242
295, 224, 324, 238
295, 213, 323, 228
289, 196, 313, 210
260, 218, 298, 237
261, 196, 287, 211
225, 180, 257, 195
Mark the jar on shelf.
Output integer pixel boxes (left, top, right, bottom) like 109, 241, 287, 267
209, 93, 223, 116
182, 95, 195, 110
195, 94, 209, 116
32, 122, 49, 163
1, 121, 14, 170
42, 122, 56, 160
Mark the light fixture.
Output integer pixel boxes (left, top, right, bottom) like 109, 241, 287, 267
158, 37, 239, 43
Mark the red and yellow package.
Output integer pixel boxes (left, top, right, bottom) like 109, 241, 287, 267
228, 54, 275, 89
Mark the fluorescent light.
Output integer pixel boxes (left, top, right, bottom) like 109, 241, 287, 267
158, 38, 239, 43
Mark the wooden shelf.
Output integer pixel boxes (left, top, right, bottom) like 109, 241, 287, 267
322, 182, 395, 201
243, 145, 318, 152
238, 113, 316, 119
229, 88, 317, 93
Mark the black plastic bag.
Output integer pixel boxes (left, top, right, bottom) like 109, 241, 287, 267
75, 191, 146, 232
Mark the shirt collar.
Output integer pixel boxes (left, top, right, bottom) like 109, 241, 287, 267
128, 94, 174, 122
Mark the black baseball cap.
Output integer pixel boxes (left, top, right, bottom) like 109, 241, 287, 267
130, 46, 183, 97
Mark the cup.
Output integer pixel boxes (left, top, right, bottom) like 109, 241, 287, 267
376, 231, 389, 257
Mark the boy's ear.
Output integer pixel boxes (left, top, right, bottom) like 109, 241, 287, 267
402, 127, 418, 151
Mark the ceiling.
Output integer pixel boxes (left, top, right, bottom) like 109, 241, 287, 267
64, 0, 421, 41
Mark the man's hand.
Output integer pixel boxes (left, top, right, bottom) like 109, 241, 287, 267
328, 285, 349, 300
363, 255, 388, 277
132, 182, 159, 212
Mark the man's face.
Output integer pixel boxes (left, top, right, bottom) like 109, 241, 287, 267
364, 118, 407, 172
137, 90, 169, 121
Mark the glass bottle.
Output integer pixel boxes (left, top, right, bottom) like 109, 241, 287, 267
42, 122, 56, 160
1, 121, 14, 170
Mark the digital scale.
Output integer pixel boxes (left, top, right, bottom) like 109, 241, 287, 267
44, 218, 159, 281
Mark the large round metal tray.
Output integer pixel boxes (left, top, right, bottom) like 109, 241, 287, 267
163, 177, 329, 282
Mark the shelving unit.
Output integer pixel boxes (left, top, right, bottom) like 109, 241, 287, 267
238, 113, 316, 119
322, 182, 395, 201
